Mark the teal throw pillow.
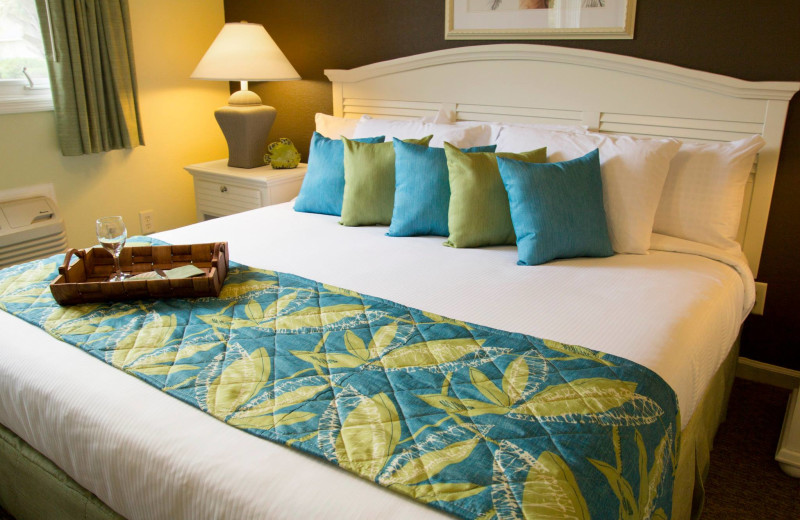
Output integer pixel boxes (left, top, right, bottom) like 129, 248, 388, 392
340, 135, 432, 227
497, 148, 614, 266
294, 132, 385, 216
388, 139, 497, 237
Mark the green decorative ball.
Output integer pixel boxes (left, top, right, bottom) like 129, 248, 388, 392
264, 138, 301, 169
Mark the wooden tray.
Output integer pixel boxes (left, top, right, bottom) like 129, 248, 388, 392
50, 242, 228, 305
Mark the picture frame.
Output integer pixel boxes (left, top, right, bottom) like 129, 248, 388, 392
445, 0, 636, 40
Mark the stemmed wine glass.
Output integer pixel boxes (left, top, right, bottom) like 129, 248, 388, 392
96, 216, 129, 281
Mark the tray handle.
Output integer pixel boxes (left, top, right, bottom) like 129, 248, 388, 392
59, 248, 86, 283
212, 242, 225, 267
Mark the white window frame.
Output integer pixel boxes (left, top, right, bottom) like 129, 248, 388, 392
0, 0, 54, 114
0, 77, 52, 114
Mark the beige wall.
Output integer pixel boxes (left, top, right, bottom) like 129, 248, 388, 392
0, 0, 230, 249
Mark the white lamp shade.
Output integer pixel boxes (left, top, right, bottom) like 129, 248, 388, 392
191, 22, 300, 81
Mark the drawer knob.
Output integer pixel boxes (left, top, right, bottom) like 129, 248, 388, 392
220, 185, 228, 193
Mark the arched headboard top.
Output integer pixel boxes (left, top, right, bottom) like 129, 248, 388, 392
325, 44, 799, 275
326, 44, 798, 101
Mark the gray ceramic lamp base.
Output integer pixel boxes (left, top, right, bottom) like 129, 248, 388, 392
215, 104, 276, 169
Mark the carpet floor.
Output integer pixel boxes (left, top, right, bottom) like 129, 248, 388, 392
702, 378, 799, 519
1, 377, 798, 519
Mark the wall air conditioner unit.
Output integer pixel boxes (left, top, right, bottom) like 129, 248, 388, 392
0, 196, 68, 269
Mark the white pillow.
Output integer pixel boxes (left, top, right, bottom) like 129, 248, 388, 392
496, 127, 680, 254
458, 120, 588, 144
490, 121, 588, 133
421, 107, 454, 124
314, 113, 358, 139
653, 135, 765, 252
352, 115, 492, 148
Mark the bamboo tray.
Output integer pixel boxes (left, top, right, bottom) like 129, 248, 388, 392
50, 242, 228, 305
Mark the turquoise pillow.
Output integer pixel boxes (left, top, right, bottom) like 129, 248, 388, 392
294, 132, 385, 216
339, 135, 432, 227
388, 139, 497, 237
497, 148, 614, 266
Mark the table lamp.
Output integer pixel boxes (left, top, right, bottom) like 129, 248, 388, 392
192, 22, 300, 169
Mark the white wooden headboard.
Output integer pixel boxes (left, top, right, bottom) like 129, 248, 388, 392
325, 44, 798, 276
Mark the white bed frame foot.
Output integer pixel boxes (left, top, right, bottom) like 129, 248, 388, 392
776, 388, 800, 478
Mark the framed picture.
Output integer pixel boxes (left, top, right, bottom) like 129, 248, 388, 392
445, 0, 636, 40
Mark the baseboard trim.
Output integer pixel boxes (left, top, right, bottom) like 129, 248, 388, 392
737, 357, 800, 389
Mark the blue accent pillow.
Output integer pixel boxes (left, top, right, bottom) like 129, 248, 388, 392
294, 132, 385, 216
388, 139, 497, 237
496, 148, 614, 266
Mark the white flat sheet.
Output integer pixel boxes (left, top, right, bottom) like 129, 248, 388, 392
0, 203, 754, 520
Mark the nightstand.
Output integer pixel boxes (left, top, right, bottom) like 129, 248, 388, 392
185, 159, 307, 221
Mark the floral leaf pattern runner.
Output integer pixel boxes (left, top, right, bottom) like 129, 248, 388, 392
0, 238, 679, 519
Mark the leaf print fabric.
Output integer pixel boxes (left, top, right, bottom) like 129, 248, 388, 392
0, 238, 679, 520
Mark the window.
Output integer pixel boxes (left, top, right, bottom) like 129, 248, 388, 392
0, 0, 52, 114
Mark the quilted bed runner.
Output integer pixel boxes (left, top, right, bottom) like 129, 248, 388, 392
0, 238, 679, 520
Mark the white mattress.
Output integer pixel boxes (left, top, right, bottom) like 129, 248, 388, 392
0, 202, 754, 520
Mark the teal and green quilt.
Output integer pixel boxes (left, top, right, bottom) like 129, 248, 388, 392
0, 238, 679, 520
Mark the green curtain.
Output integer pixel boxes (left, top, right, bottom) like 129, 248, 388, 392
35, 0, 144, 156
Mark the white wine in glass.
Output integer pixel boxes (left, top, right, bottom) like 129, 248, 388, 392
96, 216, 129, 281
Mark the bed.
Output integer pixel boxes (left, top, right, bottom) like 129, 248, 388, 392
0, 44, 797, 520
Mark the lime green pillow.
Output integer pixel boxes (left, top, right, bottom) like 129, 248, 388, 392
443, 142, 547, 248
340, 135, 433, 226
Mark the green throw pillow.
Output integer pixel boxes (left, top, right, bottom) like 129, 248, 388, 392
340, 135, 433, 226
443, 142, 547, 248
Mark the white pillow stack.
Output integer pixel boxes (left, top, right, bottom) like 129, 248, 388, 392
654, 135, 765, 252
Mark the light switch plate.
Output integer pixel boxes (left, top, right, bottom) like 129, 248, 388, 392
752, 282, 767, 315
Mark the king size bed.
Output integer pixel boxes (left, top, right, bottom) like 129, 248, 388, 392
0, 45, 797, 520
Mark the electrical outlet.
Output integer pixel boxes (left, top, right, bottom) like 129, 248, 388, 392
139, 210, 155, 235
752, 282, 767, 315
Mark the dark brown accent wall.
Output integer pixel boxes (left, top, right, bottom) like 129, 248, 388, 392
225, 0, 800, 370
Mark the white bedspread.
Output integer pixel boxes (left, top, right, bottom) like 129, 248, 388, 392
0, 203, 754, 520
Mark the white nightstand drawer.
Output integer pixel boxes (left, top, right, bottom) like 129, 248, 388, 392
196, 180, 262, 207
185, 160, 307, 221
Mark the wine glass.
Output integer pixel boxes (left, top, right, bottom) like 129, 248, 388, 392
96, 216, 129, 281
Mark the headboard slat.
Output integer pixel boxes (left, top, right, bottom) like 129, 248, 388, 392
597, 123, 759, 142
456, 104, 581, 121
600, 114, 764, 133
